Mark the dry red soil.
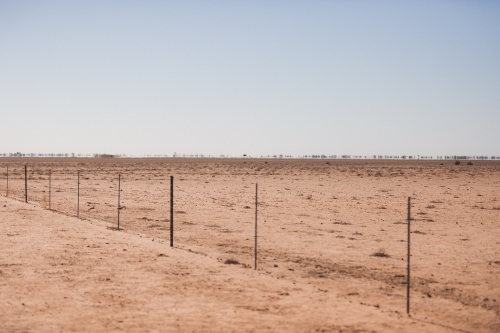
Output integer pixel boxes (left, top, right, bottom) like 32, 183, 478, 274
1, 158, 499, 332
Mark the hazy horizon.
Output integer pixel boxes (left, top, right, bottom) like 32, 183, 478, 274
1, 152, 498, 161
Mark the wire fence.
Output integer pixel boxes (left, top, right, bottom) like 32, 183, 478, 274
1, 161, 499, 318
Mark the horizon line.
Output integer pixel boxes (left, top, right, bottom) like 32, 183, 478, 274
1, 153, 499, 161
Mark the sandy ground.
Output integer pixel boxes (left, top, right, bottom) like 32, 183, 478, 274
1, 158, 499, 332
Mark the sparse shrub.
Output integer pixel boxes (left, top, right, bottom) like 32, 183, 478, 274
467, 161, 473, 165
224, 258, 240, 265
372, 248, 390, 258
455, 160, 460, 165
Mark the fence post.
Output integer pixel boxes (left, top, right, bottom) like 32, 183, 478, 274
49, 169, 52, 210
407, 196, 411, 314
117, 174, 121, 230
170, 176, 174, 247
255, 183, 258, 270
24, 165, 27, 203
77, 171, 80, 218
6, 165, 8, 197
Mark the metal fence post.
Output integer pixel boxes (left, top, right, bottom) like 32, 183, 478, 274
255, 183, 258, 270
407, 196, 411, 314
24, 165, 27, 203
117, 174, 121, 230
170, 176, 174, 247
77, 171, 80, 218
49, 169, 52, 210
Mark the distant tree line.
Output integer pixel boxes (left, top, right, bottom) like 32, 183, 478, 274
1, 153, 499, 160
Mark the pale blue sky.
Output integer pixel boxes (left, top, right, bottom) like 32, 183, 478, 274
1, 1, 499, 157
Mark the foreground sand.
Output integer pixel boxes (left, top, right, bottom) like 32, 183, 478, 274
1, 158, 499, 332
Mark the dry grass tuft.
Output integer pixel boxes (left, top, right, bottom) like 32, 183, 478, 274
372, 248, 390, 258
333, 221, 351, 225
224, 258, 240, 265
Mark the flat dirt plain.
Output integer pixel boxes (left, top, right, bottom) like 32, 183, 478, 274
1, 158, 499, 333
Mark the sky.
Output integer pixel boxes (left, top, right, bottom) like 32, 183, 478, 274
1, 1, 499, 157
